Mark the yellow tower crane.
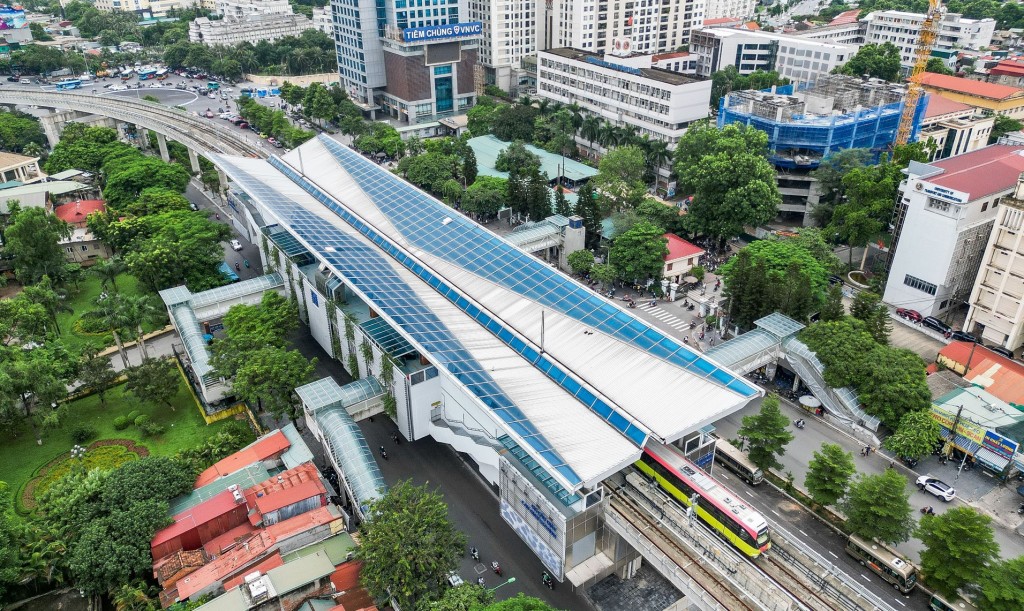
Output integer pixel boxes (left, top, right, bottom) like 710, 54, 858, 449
894, 0, 945, 146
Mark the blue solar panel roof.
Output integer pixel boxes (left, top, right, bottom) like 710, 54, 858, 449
315, 137, 757, 399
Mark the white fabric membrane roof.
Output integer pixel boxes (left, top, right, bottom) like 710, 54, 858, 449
212, 136, 759, 490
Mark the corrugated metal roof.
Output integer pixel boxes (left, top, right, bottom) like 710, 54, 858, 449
267, 550, 335, 594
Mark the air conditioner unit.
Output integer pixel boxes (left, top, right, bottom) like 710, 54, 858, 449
243, 571, 262, 584
232, 489, 244, 504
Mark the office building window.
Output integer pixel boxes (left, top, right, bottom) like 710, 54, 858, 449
904, 274, 937, 296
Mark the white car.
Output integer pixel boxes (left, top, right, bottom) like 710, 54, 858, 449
110, 85, 128, 91
229, 239, 243, 251
446, 571, 464, 587
148, 82, 163, 88
916, 476, 956, 502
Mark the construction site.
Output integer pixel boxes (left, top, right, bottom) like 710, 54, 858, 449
717, 75, 928, 169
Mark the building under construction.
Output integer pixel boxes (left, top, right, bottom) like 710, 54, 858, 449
717, 75, 928, 225
718, 75, 928, 169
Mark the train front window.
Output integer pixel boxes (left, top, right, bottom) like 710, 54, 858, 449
757, 529, 770, 545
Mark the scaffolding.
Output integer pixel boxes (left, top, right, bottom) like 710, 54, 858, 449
718, 75, 928, 169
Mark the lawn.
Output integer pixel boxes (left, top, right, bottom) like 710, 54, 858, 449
56, 272, 167, 354
3, 374, 251, 514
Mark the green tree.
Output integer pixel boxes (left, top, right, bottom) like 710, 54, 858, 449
884, 410, 941, 460
211, 291, 297, 378
426, 583, 494, 611
462, 176, 508, 221
491, 104, 539, 142
0, 292, 48, 346
102, 155, 190, 209
554, 186, 572, 216
78, 349, 120, 405
567, 249, 595, 276
720, 238, 829, 328
810, 148, 872, 224
842, 469, 914, 544
0, 109, 47, 153
400, 152, 459, 195
736, 395, 793, 471
467, 99, 500, 136
353, 121, 404, 158
525, 170, 552, 221
356, 481, 467, 610
590, 263, 616, 288
977, 556, 1024, 611
494, 140, 541, 174
850, 290, 891, 344
122, 187, 191, 217
925, 57, 954, 75
232, 347, 315, 422
990, 114, 1023, 144
674, 122, 780, 243
22, 276, 73, 335
2, 206, 72, 285
820, 283, 845, 322
858, 348, 930, 428
593, 145, 648, 213
125, 358, 180, 410
0, 482, 24, 602
483, 595, 561, 610
804, 443, 855, 507
835, 43, 902, 82
608, 221, 668, 284
917, 507, 998, 599
709, 65, 791, 107
117, 211, 232, 292
573, 181, 602, 250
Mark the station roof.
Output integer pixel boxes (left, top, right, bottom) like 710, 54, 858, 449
212, 136, 759, 491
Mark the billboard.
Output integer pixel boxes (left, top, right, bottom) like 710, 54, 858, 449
982, 430, 1019, 461
402, 21, 482, 43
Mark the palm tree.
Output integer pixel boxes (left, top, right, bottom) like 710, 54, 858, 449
518, 95, 532, 106
123, 294, 165, 361
567, 103, 585, 132
22, 276, 73, 336
89, 256, 125, 293
111, 581, 157, 611
537, 98, 551, 115
580, 115, 602, 153
96, 293, 131, 369
22, 141, 45, 158
598, 121, 617, 148
645, 139, 672, 186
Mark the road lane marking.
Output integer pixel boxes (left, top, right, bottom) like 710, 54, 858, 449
771, 510, 780, 517
828, 551, 838, 559
860, 574, 871, 582
744, 491, 754, 498
798, 529, 808, 537
894, 599, 906, 607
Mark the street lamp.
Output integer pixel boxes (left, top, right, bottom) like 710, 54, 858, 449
487, 576, 516, 593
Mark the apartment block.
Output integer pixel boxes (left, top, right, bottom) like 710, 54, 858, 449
863, 11, 995, 68
689, 27, 856, 84
539, 0, 703, 57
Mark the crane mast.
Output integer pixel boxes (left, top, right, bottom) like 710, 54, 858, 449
894, 0, 944, 146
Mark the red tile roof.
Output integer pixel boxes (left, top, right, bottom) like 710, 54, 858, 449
53, 199, 104, 223
263, 506, 341, 541
663, 233, 704, 262
244, 463, 324, 514
221, 552, 284, 591
173, 531, 274, 600
703, 17, 738, 25
151, 490, 243, 549
938, 341, 1024, 406
828, 9, 861, 25
990, 60, 1024, 78
919, 73, 1024, 101
194, 430, 291, 487
252, 479, 324, 520
925, 145, 1024, 200
925, 95, 974, 119
741, 21, 761, 30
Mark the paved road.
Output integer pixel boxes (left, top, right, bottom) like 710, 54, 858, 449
713, 396, 1024, 567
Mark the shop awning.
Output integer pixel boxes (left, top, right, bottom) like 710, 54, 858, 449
939, 427, 982, 454
974, 447, 1011, 473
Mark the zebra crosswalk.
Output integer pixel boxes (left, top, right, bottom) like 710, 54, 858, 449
639, 303, 694, 333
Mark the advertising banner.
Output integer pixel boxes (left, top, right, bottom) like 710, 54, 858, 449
402, 21, 482, 43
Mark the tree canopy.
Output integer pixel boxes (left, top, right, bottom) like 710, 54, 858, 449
737, 395, 793, 471
0, 110, 47, 154
356, 481, 467, 610
834, 43, 902, 82
592, 145, 648, 214
978, 556, 1024, 610
917, 507, 998, 599
884, 410, 941, 460
710, 66, 791, 107
674, 122, 781, 242
2, 205, 72, 285
842, 469, 914, 544
608, 221, 668, 285
804, 443, 856, 507
720, 237, 830, 328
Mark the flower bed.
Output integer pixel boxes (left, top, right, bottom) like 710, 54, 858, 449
20, 439, 147, 511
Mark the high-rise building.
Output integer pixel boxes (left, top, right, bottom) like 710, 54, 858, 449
689, 27, 856, 84
862, 11, 995, 69
703, 0, 756, 21
469, 0, 537, 92
331, 0, 481, 122
539, 0, 702, 57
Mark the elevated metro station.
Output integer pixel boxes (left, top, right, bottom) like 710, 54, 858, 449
210, 135, 762, 585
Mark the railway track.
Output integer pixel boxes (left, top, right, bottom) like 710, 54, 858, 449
610, 491, 760, 611
758, 549, 838, 611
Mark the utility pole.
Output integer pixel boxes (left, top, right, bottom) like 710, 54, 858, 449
944, 404, 965, 459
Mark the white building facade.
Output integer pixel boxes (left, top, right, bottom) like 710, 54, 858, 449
703, 0, 756, 21
189, 13, 313, 45
312, 6, 333, 35
469, 0, 537, 92
863, 11, 996, 68
536, 48, 711, 146
884, 146, 1024, 318
215, 0, 292, 19
539, 0, 703, 56
964, 178, 1024, 353
689, 27, 855, 84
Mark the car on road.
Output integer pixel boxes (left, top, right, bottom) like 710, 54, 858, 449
189, 202, 200, 211
267, 137, 279, 146
922, 316, 953, 337
950, 331, 977, 343
19, 78, 31, 84
205, 110, 215, 118
446, 571, 464, 587
148, 82, 163, 88
237, 122, 249, 129
916, 476, 956, 501
110, 85, 128, 91
896, 308, 923, 323
229, 239, 243, 251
